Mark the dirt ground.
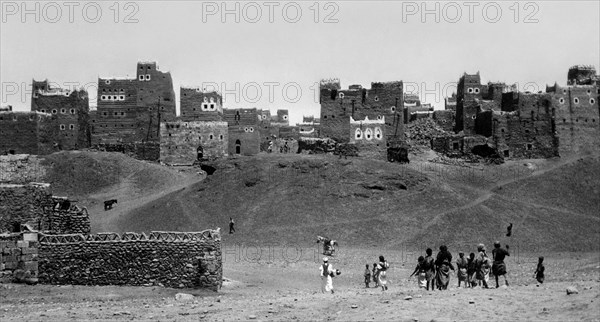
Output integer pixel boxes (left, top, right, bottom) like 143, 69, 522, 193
2, 249, 598, 321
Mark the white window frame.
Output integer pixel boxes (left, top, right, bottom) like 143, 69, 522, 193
355, 128, 362, 139
364, 128, 373, 140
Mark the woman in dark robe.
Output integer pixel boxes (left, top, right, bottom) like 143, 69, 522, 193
435, 245, 455, 290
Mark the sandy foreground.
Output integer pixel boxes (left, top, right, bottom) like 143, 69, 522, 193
1, 248, 599, 321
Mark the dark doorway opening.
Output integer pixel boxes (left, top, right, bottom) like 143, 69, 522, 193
235, 139, 241, 154
197, 146, 204, 161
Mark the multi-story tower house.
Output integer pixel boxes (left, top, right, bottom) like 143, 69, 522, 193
31, 80, 89, 150
92, 62, 175, 144
319, 79, 404, 146
180, 87, 223, 122
546, 66, 599, 156
223, 108, 260, 155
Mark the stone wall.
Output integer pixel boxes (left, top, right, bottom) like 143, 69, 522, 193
93, 142, 160, 161
0, 112, 59, 155
0, 183, 53, 233
38, 230, 222, 290
160, 121, 228, 164
0, 154, 46, 183
0, 232, 39, 284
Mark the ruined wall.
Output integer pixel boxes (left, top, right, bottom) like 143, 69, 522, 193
0, 112, 59, 155
549, 85, 600, 156
0, 183, 53, 233
0, 154, 46, 184
94, 142, 160, 161
160, 121, 228, 164
490, 93, 559, 159
349, 116, 386, 159
38, 230, 222, 290
0, 232, 39, 284
431, 134, 464, 157
180, 88, 223, 122
433, 110, 455, 132
320, 81, 404, 144
228, 126, 260, 156
297, 137, 336, 154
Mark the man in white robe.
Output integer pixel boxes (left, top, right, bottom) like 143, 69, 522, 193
319, 257, 334, 294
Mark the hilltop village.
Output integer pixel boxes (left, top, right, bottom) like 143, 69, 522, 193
1, 62, 598, 163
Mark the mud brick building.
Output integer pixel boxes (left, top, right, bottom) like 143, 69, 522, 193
30, 80, 90, 150
160, 121, 228, 164
349, 116, 387, 158
547, 78, 600, 156
0, 108, 60, 155
92, 62, 176, 145
319, 79, 404, 147
223, 108, 260, 155
433, 110, 455, 132
180, 88, 223, 122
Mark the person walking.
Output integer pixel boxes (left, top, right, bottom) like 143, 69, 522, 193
229, 217, 235, 234
492, 241, 510, 288
319, 257, 335, 294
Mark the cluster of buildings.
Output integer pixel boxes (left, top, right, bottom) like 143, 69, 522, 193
432, 65, 599, 159
1, 62, 598, 163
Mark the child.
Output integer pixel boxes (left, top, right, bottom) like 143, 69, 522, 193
364, 264, 371, 288
424, 248, 436, 291
481, 252, 491, 288
534, 256, 545, 284
467, 252, 476, 288
456, 252, 468, 288
410, 256, 427, 289
372, 262, 379, 287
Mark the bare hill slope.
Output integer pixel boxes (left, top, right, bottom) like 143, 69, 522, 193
39, 151, 600, 252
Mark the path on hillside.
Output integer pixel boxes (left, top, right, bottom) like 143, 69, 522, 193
415, 155, 587, 231
86, 167, 205, 232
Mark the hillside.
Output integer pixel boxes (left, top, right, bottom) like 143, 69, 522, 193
39, 151, 600, 252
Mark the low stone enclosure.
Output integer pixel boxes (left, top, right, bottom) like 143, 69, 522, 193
1, 230, 222, 290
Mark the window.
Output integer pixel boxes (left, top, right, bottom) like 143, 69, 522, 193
587, 89, 591, 94
40, 109, 46, 113
283, 115, 288, 120
105, 80, 111, 85
70, 109, 75, 114
244, 127, 249, 132
69, 124, 75, 130
467, 88, 474, 94
574, 98, 579, 104
503, 150, 509, 157
471, 115, 476, 120
103, 112, 107, 116
355, 128, 362, 139
60, 124, 66, 130
339, 93, 345, 99
52, 109, 57, 114
590, 98, 596, 105
145, 74, 151, 81
374, 127, 382, 140
209, 134, 213, 140
559, 97, 565, 104
249, 127, 254, 132
364, 128, 373, 140
202, 103, 208, 111
219, 134, 224, 140
139, 75, 144, 81
119, 95, 125, 100
101, 95, 107, 100
210, 104, 215, 110
474, 88, 480, 94
61, 108, 66, 114
526, 143, 533, 151
374, 96, 379, 102
377, 115, 382, 120
262, 115, 267, 119
390, 106, 396, 112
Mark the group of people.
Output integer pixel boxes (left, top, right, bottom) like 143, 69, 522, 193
409, 242, 513, 290
363, 256, 390, 291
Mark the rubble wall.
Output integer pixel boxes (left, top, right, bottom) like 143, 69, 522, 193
38, 230, 222, 290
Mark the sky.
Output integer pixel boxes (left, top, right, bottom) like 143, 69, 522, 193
1, 0, 599, 124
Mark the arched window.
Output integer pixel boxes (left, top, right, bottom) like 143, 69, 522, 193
355, 128, 362, 139
374, 127, 382, 140
364, 128, 373, 140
